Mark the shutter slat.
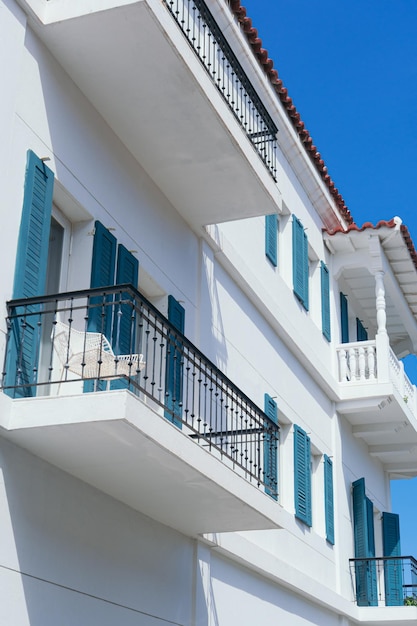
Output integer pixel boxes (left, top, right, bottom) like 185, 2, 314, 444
294, 425, 311, 526
321, 262, 331, 341
382, 512, 403, 606
265, 214, 278, 267
264, 393, 278, 500
165, 295, 185, 428
7, 151, 54, 398
340, 293, 349, 343
324, 455, 334, 544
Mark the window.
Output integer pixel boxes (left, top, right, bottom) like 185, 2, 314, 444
264, 393, 278, 500
292, 216, 309, 310
321, 262, 331, 341
86, 221, 139, 392
294, 424, 312, 526
265, 214, 278, 267
324, 455, 334, 544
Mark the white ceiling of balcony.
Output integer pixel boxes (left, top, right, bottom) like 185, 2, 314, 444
324, 222, 417, 355
24, 0, 281, 228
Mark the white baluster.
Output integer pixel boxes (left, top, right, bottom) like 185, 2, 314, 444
349, 347, 357, 381
368, 346, 376, 380
358, 346, 366, 380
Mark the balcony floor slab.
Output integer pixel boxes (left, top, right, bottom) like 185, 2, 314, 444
0, 389, 284, 536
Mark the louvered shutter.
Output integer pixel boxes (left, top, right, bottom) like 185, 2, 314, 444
84, 221, 117, 392
165, 295, 185, 428
264, 394, 278, 500
89, 220, 117, 337
6, 151, 54, 397
356, 318, 368, 342
111, 244, 139, 390
324, 455, 334, 544
321, 262, 331, 341
340, 293, 349, 343
265, 214, 278, 267
382, 512, 403, 606
294, 425, 312, 526
352, 478, 377, 606
292, 216, 309, 310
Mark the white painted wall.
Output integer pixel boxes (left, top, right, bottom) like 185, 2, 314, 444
0, 0, 406, 624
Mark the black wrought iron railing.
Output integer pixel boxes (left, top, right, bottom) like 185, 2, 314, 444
163, 0, 278, 181
349, 556, 417, 607
2, 285, 279, 497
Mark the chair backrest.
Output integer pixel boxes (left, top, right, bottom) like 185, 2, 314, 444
53, 321, 114, 363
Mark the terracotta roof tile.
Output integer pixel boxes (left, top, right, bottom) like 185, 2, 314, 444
325, 219, 417, 273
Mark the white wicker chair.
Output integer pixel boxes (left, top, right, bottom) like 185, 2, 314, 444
52, 320, 145, 381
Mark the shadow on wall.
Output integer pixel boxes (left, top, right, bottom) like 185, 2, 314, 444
0, 437, 200, 626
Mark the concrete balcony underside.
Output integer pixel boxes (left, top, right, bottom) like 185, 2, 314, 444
0, 390, 283, 536
337, 384, 417, 478
26, 0, 281, 227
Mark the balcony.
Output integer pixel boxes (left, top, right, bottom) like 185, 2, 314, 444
350, 556, 417, 607
336, 339, 417, 477
0, 285, 282, 536
22, 0, 281, 227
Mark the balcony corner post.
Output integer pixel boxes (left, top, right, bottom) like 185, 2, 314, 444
375, 333, 390, 383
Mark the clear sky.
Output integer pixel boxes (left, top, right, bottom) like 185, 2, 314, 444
239, 0, 417, 558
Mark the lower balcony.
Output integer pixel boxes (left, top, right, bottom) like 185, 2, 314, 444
0, 285, 282, 536
335, 340, 417, 477
350, 556, 417, 608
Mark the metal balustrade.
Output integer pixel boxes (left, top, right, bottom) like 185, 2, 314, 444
1, 285, 279, 498
163, 0, 278, 180
350, 556, 417, 607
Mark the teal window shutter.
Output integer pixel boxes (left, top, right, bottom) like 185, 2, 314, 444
6, 151, 54, 397
292, 216, 309, 310
382, 512, 403, 606
84, 221, 117, 393
111, 244, 139, 391
294, 425, 312, 526
340, 293, 349, 343
264, 394, 278, 500
321, 262, 331, 341
89, 220, 117, 338
356, 318, 368, 342
324, 455, 334, 544
165, 295, 185, 428
352, 478, 377, 606
265, 214, 278, 266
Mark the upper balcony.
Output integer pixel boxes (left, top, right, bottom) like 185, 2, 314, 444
335, 337, 417, 477
325, 220, 417, 478
20, 0, 282, 228
0, 284, 285, 537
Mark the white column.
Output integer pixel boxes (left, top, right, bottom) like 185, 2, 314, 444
374, 270, 390, 382
375, 270, 387, 335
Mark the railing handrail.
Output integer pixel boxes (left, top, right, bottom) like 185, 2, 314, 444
350, 555, 417, 566
163, 0, 278, 180
336, 339, 376, 350
5, 284, 278, 433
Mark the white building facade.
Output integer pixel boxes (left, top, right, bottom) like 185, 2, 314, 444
1, 0, 417, 624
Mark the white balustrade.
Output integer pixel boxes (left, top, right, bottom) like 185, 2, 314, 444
337, 341, 377, 383
337, 342, 417, 420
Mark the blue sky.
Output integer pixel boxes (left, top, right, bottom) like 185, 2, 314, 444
239, 0, 417, 557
